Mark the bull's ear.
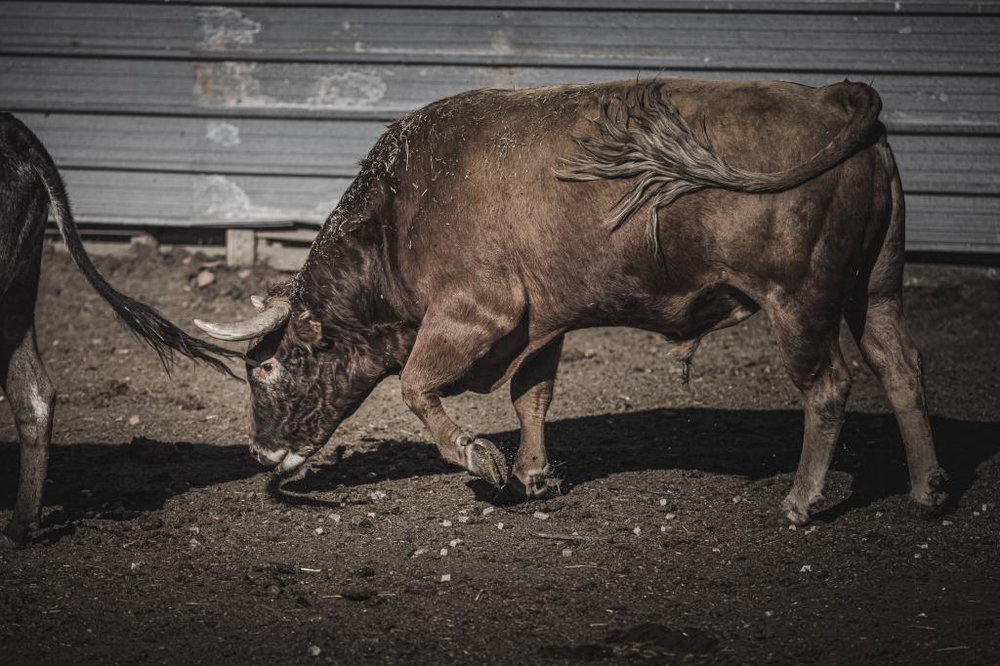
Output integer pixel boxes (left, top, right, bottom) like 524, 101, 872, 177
289, 310, 324, 351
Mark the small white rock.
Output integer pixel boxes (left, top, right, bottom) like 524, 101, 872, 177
328, 513, 342, 524
914, 553, 922, 559
659, 498, 667, 506
665, 513, 676, 520
309, 645, 322, 657
732, 496, 741, 504
411, 548, 427, 558
800, 564, 812, 573
496, 522, 504, 530
128, 415, 141, 426
918, 543, 928, 549
876, 511, 883, 518
764, 611, 773, 617
633, 526, 642, 536
482, 507, 495, 516
370, 490, 387, 501
441, 519, 453, 527
314, 527, 324, 535
533, 511, 550, 521
449, 539, 462, 548
562, 549, 572, 557
982, 503, 989, 512
440, 574, 451, 583
458, 516, 470, 524
439, 548, 448, 557
195, 269, 216, 288
941, 520, 953, 526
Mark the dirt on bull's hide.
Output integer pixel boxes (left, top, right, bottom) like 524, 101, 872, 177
1, 244, 998, 665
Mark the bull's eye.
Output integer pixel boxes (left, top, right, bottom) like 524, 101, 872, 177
253, 359, 278, 383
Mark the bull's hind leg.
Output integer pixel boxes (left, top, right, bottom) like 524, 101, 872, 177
767, 302, 853, 525
400, 296, 524, 488
845, 167, 945, 512
847, 298, 946, 511
1, 322, 55, 547
496, 336, 563, 503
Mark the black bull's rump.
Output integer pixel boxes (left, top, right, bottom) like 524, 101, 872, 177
196, 76, 947, 522
0, 113, 242, 546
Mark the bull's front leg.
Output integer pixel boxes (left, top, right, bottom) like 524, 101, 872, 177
399, 299, 523, 488
495, 336, 563, 503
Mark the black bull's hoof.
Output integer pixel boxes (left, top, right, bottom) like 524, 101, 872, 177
1, 523, 29, 549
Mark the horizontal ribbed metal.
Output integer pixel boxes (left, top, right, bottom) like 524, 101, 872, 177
1, 1, 996, 252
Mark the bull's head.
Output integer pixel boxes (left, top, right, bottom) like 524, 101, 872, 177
194, 295, 385, 475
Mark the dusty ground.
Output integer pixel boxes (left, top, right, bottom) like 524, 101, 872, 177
1, 244, 998, 665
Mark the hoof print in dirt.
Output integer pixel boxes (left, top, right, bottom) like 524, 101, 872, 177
466, 438, 508, 488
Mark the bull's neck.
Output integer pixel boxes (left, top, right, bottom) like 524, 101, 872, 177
293, 214, 416, 371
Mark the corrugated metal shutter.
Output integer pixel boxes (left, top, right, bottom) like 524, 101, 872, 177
1, 1, 997, 252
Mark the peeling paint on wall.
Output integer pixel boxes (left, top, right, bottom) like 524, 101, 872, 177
310, 71, 388, 109
194, 62, 388, 110
205, 120, 240, 147
193, 175, 337, 223
197, 7, 262, 50
194, 175, 280, 220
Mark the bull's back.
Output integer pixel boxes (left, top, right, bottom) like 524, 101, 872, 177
388, 78, 883, 326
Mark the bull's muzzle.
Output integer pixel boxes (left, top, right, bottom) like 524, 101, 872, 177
250, 444, 308, 475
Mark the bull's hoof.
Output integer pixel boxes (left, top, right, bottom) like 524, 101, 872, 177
911, 468, 949, 513
780, 497, 813, 526
467, 438, 508, 488
783, 506, 811, 526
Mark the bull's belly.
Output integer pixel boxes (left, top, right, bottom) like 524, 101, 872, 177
649, 283, 761, 343
454, 283, 759, 395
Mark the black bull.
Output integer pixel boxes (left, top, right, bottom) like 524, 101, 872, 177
0, 113, 241, 546
195, 77, 948, 523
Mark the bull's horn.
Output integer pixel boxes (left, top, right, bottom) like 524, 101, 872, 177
194, 300, 292, 341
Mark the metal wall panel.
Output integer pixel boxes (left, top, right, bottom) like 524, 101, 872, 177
0, 1, 997, 251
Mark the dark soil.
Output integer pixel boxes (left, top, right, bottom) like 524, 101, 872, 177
1, 244, 998, 665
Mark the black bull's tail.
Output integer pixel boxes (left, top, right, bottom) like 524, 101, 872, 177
25, 125, 244, 378
557, 80, 883, 243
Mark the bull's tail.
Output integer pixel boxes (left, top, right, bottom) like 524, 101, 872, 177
20, 118, 244, 377
557, 80, 883, 240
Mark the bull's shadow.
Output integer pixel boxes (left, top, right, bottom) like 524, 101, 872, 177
283, 408, 999, 517
0, 436, 261, 542
1, 410, 995, 533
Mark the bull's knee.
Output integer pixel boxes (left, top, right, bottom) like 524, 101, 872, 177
16, 383, 55, 440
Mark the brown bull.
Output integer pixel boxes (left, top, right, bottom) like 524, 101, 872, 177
196, 77, 947, 524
